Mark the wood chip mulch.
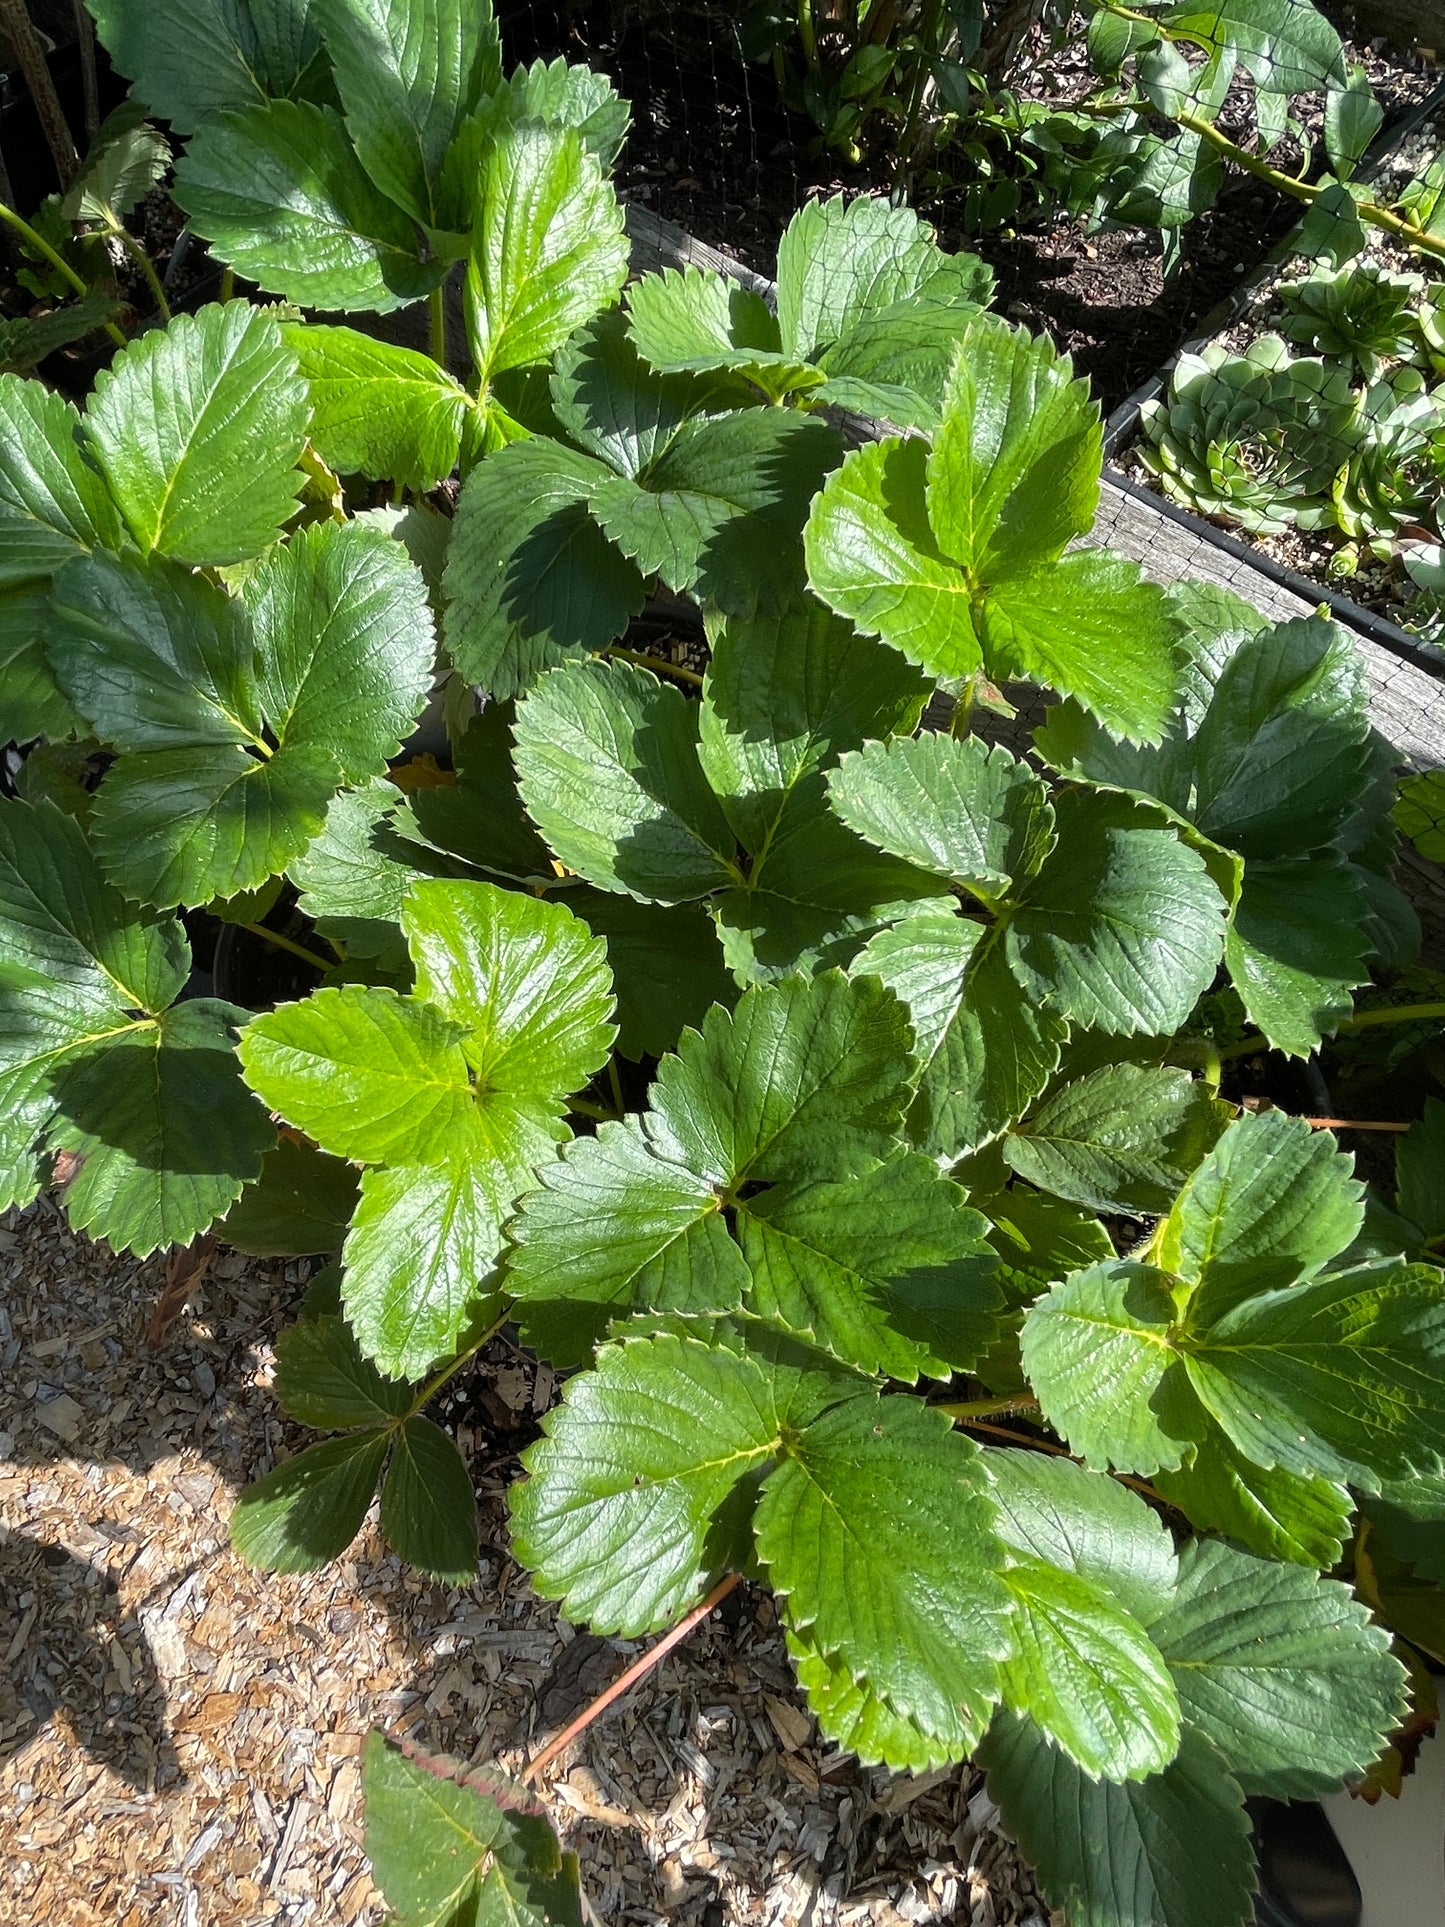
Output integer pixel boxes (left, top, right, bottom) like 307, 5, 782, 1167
0, 1199, 1048, 1927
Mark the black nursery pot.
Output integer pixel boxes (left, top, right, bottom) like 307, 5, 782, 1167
209, 892, 323, 1011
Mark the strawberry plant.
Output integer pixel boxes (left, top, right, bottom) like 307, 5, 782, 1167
0, 28, 1441, 1916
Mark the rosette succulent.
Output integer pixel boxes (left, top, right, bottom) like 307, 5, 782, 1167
1332, 369, 1445, 559
1138, 336, 1358, 535
1277, 262, 1424, 378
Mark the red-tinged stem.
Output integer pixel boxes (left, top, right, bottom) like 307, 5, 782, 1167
522, 1572, 744, 1785
1302, 1117, 1411, 1132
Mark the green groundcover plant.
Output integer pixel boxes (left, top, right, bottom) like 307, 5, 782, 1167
2, 8, 1444, 1922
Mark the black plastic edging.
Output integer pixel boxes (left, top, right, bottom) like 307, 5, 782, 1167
1104, 462, 1445, 679
1102, 70, 1445, 456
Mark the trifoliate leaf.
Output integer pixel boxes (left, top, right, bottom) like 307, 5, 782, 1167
804, 437, 982, 681
1224, 854, 1373, 1056
787, 1625, 951, 1774
466, 122, 628, 385
735, 1150, 1000, 1380
512, 657, 737, 903
1021, 1261, 1207, 1475
0, 377, 122, 585
1147, 1538, 1407, 1797
1006, 791, 1227, 1036
316, 0, 501, 227
83, 302, 308, 565
380, 1415, 478, 1584
828, 734, 1053, 902
1004, 1064, 1227, 1216
756, 1396, 1010, 1752
925, 311, 1099, 577
239, 984, 475, 1165
221, 1135, 361, 1257
698, 596, 929, 857
647, 970, 913, 1186
507, 1118, 748, 1367
1153, 1436, 1354, 1569
232, 1430, 391, 1572
1184, 1260, 1445, 1487
1158, 1109, 1364, 1315
978, 550, 1183, 745
979, 1715, 1255, 1927
511, 1331, 790, 1634
285, 325, 477, 488
176, 101, 446, 313
273, 1310, 412, 1430
855, 918, 1067, 1157
46, 998, 274, 1255
362, 1734, 583, 1927
443, 438, 646, 699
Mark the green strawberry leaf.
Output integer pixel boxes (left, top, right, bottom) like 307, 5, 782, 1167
979, 1715, 1255, 1927
625, 265, 803, 399
813, 300, 991, 433
513, 657, 738, 903
1147, 1538, 1406, 1797
285, 324, 478, 488
466, 123, 629, 387
82, 301, 309, 566
316, 0, 501, 227
1397, 1098, 1445, 1244
1158, 1109, 1364, 1315
442, 439, 646, 700
1153, 1437, 1354, 1569
1224, 854, 1373, 1056
756, 1395, 1011, 1754
220, 1135, 360, 1257
380, 1414, 478, 1583
232, 1429, 391, 1572
0, 585, 84, 743
786, 1625, 952, 1774
463, 56, 629, 172
985, 1448, 1178, 1623
1004, 1063, 1228, 1216
88, 0, 328, 133
568, 889, 732, 1063
735, 1149, 1001, 1380
273, 1310, 412, 1430
176, 101, 446, 313
0, 376, 122, 586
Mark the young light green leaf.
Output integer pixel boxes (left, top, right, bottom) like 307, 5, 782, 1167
380, 1415, 478, 1584
1021, 1261, 1207, 1474
466, 123, 628, 385
176, 101, 446, 313
469, 56, 629, 170
285, 325, 476, 489
828, 735, 1053, 901
507, 1118, 749, 1368
46, 998, 275, 1256
855, 918, 1067, 1157
736, 1150, 1000, 1380
239, 984, 474, 1165
1147, 1538, 1406, 1797
1007, 791, 1227, 1036
1004, 1064, 1227, 1216
0, 377, 122, 585
512, 657, 737, 903
1158, 1109, 1364, 1315
979, 1715, 1255, 1927
317, 0, 501, 226
443, 438, 646, 700
63, 103, 170, 223
511, 1331, 788, 1634
273, 1310, 412, 1430
232, 1429, 390, 1573
756, 1396, 1010, 1753
83, 302, 309, 566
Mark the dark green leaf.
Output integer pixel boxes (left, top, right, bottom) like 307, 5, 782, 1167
381, 1415, 478, 1583
232, 1429, 390, 1572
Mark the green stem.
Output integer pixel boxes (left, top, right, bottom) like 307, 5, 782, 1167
238, 921, 335, 974
570, 1094, 621, 1123
938, 1392, 1041, 1421
608, 1057, 626, 1118
219, 266, 235, 303
1218, 1000, 1445, 1064
797, 0, 819, 73
0, 199, 128, 345
607, 646, 705, 688
949, 679, 977, 739
429, 284, 448, 367
113, 221, 170, 319
405, 1309, 512, 1419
